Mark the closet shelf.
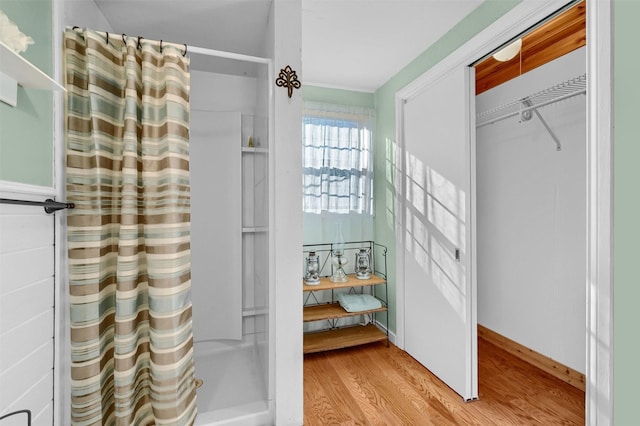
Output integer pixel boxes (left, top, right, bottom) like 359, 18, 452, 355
0, 41, 66, 107
476, 73, 586, 128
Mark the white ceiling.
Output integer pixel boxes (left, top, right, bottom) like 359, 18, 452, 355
93, 0, 272, 56
302, 0, 483, 92
93, 0, 483, 92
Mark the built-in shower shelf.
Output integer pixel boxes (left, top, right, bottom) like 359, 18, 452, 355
0, 41, 66, 107
241, 147, 269, 154
242, 226, 268, 233
240, 115, 269, 327
243, 307, 268, 317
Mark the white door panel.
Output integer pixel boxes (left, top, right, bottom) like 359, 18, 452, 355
401, 65, 477, 400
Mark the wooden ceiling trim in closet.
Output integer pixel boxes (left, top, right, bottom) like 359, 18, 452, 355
475, 0, 585, 95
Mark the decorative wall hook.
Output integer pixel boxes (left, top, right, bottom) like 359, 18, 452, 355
275, 65, 301, 98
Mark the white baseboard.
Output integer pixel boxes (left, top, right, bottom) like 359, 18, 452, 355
375, 320, 396, 345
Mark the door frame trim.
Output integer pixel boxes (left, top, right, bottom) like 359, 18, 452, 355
52, 0, 70, 424
394, 0, 612, 421
585, 0, 613, 423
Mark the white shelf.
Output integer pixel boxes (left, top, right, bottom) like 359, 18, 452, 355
476, 74, 586, 127
241, 147, 268, 154
243, 306, 268, 317
243, 226, 268, 233
0, 41, 65, 107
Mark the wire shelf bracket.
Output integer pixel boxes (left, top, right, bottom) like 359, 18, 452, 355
476, 73, 587, 151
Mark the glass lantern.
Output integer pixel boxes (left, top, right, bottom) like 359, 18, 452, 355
355, 248, 371, 280
330, 222, 349, 283
330, 250, 348, 283
305, 251, 320, 285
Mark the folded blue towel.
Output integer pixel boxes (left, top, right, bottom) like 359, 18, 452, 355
337, 293, 382, 313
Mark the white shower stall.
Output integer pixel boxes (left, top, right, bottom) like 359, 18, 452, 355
189, 58, 272, 425
62, 2, 284, 424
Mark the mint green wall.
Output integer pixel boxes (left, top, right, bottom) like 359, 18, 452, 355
372, 0, 640, 422
302, 85, 374, 107
373, 0, 522, 334
0, 0, 54, 187
613, 1, 640, 423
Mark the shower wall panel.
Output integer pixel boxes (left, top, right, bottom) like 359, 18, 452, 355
190, 70, 263, 342
190, 110, 243, 341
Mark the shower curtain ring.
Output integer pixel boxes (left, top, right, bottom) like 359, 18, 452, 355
105, 32, 109, 45
122, 33, 126, 44
137, 36, 143, 49
183, 43, 187, 57
160, 40, 163, 53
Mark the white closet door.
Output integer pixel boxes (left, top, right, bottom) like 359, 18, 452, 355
190, 111, 242, 341
401, 65, 477, 400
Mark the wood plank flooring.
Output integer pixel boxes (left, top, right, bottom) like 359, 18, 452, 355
304, 338, 585, 425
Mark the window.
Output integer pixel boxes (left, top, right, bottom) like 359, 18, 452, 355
302, 102, 374, 215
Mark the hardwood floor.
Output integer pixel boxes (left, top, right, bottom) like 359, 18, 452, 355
304, 338, 585, 425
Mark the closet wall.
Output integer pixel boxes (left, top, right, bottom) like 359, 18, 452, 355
476, 47, 586, 372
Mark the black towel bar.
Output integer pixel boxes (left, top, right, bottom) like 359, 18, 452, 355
0, 198, 75, 214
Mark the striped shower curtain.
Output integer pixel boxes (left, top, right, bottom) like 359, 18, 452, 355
64, 29, 196, 425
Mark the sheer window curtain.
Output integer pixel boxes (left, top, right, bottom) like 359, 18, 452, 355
302, 102, 375, 244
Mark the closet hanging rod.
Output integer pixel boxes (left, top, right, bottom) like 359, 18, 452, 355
0, 198, 75, 214
476, 88, 586, 129
476, 73, 586, 128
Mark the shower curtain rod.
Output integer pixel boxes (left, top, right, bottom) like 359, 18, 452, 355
188, 45, 270, 65
0, 197, 75, 214
69, 27, 270, 65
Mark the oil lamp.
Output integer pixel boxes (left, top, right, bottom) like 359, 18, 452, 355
330, 223, 348, 283
355, 248, 371, 280
305, 251, 320, 285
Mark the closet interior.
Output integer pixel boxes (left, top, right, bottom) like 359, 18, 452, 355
474, 0, 587, 390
